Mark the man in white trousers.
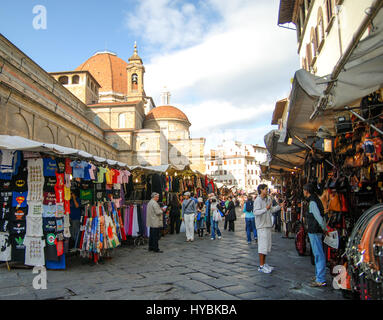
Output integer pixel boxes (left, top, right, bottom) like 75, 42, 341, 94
182, 192, 197, 242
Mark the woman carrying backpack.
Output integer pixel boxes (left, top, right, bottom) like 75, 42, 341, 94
243, 194, 257, 244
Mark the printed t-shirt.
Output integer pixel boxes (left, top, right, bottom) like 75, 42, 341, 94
9, 220, 26, 235
0, 150, 16, 173
44, 233, 59, 262
28, 201, 43, 217
23, 236, 45, 266
0, 232, 11, 261
64, 187, 71, 201
105, 168, 114, 185
42, 217, 57, 233
65, 158, 72, 174
64, 200, 70, 216
10, 234, 26, 263
55, 173, 65, 188
0, 192, 12, 220
80, 189, 93, 201
89, 164, 97, 180
11, 170, 28, 192
54, 185, 65, 204
43, 191, 56, 205
43, 158, 57, 177
12, 191, 28, 208
43, 176, 56, 192
56, 204, 64, 217
27, 183, 43, 202
112, 169, 120, 184
42, 205, 56, 218
96, 167, 107, 183
56, 158, 66, 174
0, 180, 12, 192
70, 161, 88, 179
0, 220, 9, 232
27, 158, 44, 184
26, 215, 43, 237
83, 163, 91, 180
10, 207, 27, 221
120, 170, 131, 184
56, 218, 64, 234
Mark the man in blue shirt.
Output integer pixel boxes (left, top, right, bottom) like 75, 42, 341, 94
303, 183, 328, 287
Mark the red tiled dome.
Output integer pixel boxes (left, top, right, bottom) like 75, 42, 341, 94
76, 52, 128, 95
145, 105, 190, 123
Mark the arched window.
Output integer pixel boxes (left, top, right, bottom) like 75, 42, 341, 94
72, 75, 80, 84
58, 76, 68, 85
119, 113, 126, 128
132, 73, 138, 90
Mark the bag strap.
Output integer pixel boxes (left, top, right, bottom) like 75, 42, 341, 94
184, 199, 193, 212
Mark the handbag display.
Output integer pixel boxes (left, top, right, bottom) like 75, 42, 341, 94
328, 192, 342, 212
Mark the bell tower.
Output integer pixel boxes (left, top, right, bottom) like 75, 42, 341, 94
127, 42, 145, 102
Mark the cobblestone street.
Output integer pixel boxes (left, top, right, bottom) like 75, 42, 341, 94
0, 209, 344, 300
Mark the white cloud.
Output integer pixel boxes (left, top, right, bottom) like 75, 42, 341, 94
125, 0, 299, 150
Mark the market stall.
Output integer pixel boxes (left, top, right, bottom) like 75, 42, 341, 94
0, 135, 134, 269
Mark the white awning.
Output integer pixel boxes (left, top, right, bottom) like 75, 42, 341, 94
0, 135, 129, 169
323, 7, 383, 109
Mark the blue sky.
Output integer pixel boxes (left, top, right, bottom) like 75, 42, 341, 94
0, 0, 300, 151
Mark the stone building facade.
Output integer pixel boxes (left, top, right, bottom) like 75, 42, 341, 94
0, 35, 205, 172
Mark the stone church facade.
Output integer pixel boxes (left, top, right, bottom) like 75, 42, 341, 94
0, 35, 205, 172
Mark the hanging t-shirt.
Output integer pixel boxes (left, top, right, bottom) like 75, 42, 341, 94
43, 176, 56, 192
42, 205, 56, 218
0, 192, 12, 220
64, 187, 71, 201
56, 158, 66, 174
44, 233, 59, 262
120, 170, 131, 184
0, 220, 9, 233
80, 181, 92, 190
10, 234, 26, 263
0, 232, 11, 262
112, 169, 120, 184
23, 236, 46, 266
64, 200, 71, 216
9, 220, 26, 235
11, 170, 28, 192
105, 168, 114, 185
12, 191, 28, 208
27, 158, 44, 184
43, 158, 57, 177
80, 189, 93, 201
65, 158, 72, 174
0, 150, 16, 173
26, 215, 43, 237
55, 173, 65, 188
97, 167, 108, 183
83, 163, 91, 181
10, 207, 27, 221
56, 204, 64, 218
28, 201, 43, 217
56, 217, 64, 234
0, 180, 12, 192
88, 164, 97, 180
1, 203, 10, 220
43, 191, 56, 205
42, 217, 57, 233
54, 185, 65, 204
27, 183, 44, 202
70, 161, 88, 179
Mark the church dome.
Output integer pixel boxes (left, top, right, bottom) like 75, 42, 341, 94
76, 51, 128, 95
145, 105, 190, 124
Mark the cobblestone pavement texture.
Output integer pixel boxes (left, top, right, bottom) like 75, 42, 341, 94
0, 208, 344, 300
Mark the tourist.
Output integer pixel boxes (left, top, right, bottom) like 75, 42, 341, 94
147, 192, 167, 253
182, 192, 197, 242
169, 193, 181, 234
205, 194, 213, 235
303, 183, 328, 287
243, 194, 257, 244
253, 184, 283, 273
196, 197, 206, 238
225, 195, 236, 232
210, 197, 223, 240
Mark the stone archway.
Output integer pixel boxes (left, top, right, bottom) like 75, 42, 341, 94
7, 113, 30, 139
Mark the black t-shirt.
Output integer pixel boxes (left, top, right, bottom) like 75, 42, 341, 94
10, 234, 26, 263
0, 180, 12, 192
9, 207, 27, 221
9, 220, 26, 235
43, 217, 57, 234
80, 181, 92, 190
113, 189, 121, 199
0, 192, 12, 220
43, 176, 57, 192
0, 220, 9, 232
11, 170, 28, 192
44, 233, 59, 261
56, 158, 66, 174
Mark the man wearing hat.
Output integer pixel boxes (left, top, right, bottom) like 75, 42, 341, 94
146, 192, 167, 253
182, 192, 197, 242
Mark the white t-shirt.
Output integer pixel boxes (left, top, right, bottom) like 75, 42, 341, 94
23, 236, 46, 266
27, 159, 44, 184
0, 232, 11, 262
0, 150, 16, 173
26, 215, 43, 237
28, 201, 43, 217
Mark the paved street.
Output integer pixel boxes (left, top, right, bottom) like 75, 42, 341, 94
0, 208, 344, 300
